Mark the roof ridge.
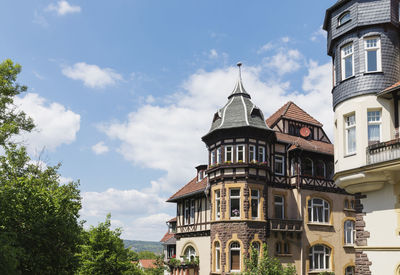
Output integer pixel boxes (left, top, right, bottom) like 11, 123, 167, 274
285, 102, 322, 126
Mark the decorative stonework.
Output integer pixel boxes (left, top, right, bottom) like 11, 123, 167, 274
354, 194, 372, 275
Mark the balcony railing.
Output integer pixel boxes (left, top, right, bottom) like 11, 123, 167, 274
268, 218, 303, 232
367, 138, 400, 165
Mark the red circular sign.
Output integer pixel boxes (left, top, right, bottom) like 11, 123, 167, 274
300, 127, 311, 137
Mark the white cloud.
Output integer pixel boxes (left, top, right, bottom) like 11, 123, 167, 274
281, 36, 290, 43
46, 1, 81, 16
264, 49, 303, 75
62, 62, 123, 88
59, 176, 73, 185
33, 10, 49, 27
209, 49, 218, 59
14, 93, 81, 154
311, 26, 327, 42
92, 141, 109, 155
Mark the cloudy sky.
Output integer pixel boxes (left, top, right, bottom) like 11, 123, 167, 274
1, 0, 337, 241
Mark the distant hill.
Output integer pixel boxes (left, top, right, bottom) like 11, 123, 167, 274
123, 240, 163, 254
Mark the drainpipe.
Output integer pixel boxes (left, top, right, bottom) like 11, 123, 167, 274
392, 91, 399, 138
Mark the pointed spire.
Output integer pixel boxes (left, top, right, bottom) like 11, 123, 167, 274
228, 62, 251, 99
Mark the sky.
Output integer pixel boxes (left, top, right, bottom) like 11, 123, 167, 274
1, 0, 337, 241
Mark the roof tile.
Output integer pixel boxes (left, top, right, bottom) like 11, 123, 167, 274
167, 177, 207, 202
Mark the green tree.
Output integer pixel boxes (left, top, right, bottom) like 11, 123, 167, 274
138, 251, 157, 260
77, 214, 144, 275
144, 255, 165, 275
242, 244, 297, 275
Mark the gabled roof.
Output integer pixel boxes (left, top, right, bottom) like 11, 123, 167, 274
167, 177, 207, 202
276, 132, 333, 155
168, 217, 177, 223
266, 101, 323, 128
160, 232, 175, 243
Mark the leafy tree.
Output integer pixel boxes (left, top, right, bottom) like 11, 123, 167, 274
143, 255, 164, 275
77, 214, 144, 275
242, 244, 297, 275
138, 251, 157, 260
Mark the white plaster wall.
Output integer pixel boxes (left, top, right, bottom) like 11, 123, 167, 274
363, 183, 400, 246
366, 251, 400, 275
334, 95, 394, 173
176, 236, 210, 275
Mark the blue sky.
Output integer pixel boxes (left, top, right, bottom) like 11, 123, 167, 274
1, 0, 336, 241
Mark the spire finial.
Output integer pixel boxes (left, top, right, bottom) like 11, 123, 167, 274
237, 62, 242, 81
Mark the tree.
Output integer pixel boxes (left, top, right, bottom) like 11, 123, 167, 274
77, 214, 144, 275
242, 244, 297, 275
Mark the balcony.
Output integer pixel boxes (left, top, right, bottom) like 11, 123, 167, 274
268, 218, 303, 232
367, 138, 400, 165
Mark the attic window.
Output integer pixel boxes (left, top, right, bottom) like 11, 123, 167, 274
213, 111, 221, 122
251, 107, 263, 119
338, 11, 350, 26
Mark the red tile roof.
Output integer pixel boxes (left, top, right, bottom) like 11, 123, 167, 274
160, 232, 175, 243
139, 259, 156, 269
168, 217, 177, 223
266, 101, 323, 127
381, 81, 400, 94
167, 177, 207, 202
276, 132, 333, 155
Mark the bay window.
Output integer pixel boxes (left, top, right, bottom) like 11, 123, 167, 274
249, 145, 256, 162
211, 150, 216, 165
217, 147, 222, 164
345, 114, 356, 154
341, 43, 354, 80
364, 37, 381, 72
258, 146, 265, 162
225, 146, 233, 163
230, 189, 241, 219
236, 145, 245, 162
367, 110, 381, 145
251, 189, 259, 219
215, 190, 221, 220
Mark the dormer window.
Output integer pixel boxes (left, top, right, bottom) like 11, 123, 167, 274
250, 106, 263, 119
338, 11, 350, 26
213, 111, 221, 123
198, 171, 203, 182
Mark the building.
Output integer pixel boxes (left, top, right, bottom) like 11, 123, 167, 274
324, 0, 400, 274
160, 218, 177, 275
162, 64, 356, 275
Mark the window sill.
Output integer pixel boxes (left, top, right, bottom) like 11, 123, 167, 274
340, 75, 355, 83
308, 270, 333, 274
344, 208, 356, 212
344, 153, 356, 158
275, 253, 293, 257
307, 222, 333, 227
344, 244, 355, 248
336, 19, 351, 29
363, 71, 383, 76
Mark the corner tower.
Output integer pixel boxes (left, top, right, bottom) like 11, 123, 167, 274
202, 63, 274, 274
324, 1, 400, 274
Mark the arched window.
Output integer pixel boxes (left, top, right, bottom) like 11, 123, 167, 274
315, 160, 326, 178
344, 220, 355, 245
251, 241, 260, 256
309, 245, 331, 271
345, 266, 355, 275
338, 11, 350, 26
184, 245, 196, 261
308, 198, 330, 223
301, 158, 313, 176
230, 242, 241, 272
214, 242, 221, 272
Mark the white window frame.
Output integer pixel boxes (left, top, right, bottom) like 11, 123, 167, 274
308, 198, 330, 223
309, 245, 331, 271
344, 220, 355, 245
230, 189, 241, 220
274, 195, 284, 219
258, 146, 265, 162
217, 147, 222, 164
249, 145, 256, 162
215, 242, 221, 272
184, 200, 190, 225
341, 43, 354, 80
225, 146, 233, 163
215, 190, 221, 220
190, 199, 195, 224
211, 150, 216, 165
338, 11, 350, 26
367, 110, 381, 143
184, 246, 196, 261
230, 242, 241, 272
274, 155, 285, 176
236, 144, 245, 162
345, 113, 356, 155
251, 189, 259, 219
198, 171, 203, 182
364, 36, 381, 72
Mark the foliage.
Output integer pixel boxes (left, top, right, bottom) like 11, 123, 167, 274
123, 240, 163, 254
318, 272, 334, 275
76, 214, 143, 275
138, 251, 158, 260
242, 244, 297, 275
168, 258, 181, 268
0, 145, 83, 274
143, 255, 164, 275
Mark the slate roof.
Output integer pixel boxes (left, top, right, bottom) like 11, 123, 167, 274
276, 132, 333, 155
205, 64, 270, 136
167, 176, 207, 202
266, 101, 323, 128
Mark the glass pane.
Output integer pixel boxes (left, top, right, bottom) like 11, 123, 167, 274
275, 196, 283, 203
251, 190, 258, 197
345, 56, 353, 78
231, 198, 240, 217
348, 127, 356, 153
231, 189, 240, 197
275, 205, 283, 219
367, 50, 377, 71
368, 124, 380, 142
231, 251, 240, 270
251, 198, 258, 218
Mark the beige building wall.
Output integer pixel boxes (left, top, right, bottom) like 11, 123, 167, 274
176, 236, 211, 275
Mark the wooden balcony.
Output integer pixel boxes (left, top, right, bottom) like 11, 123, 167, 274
367, 138, 400, 165
268, 218, 303, 232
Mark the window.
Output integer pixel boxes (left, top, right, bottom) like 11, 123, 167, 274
283, 242, 290, 254
275, 242, 281, 255
344, 220, 355, 245
315, 160, 326, 178
258, 146, 265, 162
230, 189, 241, 219
338, 11, 350, 26
236, 145, 245, 162
301, 158, 313, 176
345, 114, 356, 154
217, 147, 222, 164
190, 200, 195, 224
185, 200, 190, 225
345, 266, 355, 275
215, 242, 221, 272
308, 198, 330, 223
309, 245, 331, 271
249, 145, 256, 162
251, 190, 259, 219
225, 146, 233, 163
290, 158, 297, 176
184, 246, 196, 261
252, 242, 260, 256
327, 161, 334, 180
211, 150, 216, 165
341, 43, 354, 80
198, 171, 203, 182
167, 245, 175, 259
367, 110, 381, 144
364, 37, 381, 72
344, 199, 349, 209
350, 200, 355, 209
274, 155, 284, 175
274, 195, 284, 219
215, 190, 221, 220
230, 242, 241, 272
